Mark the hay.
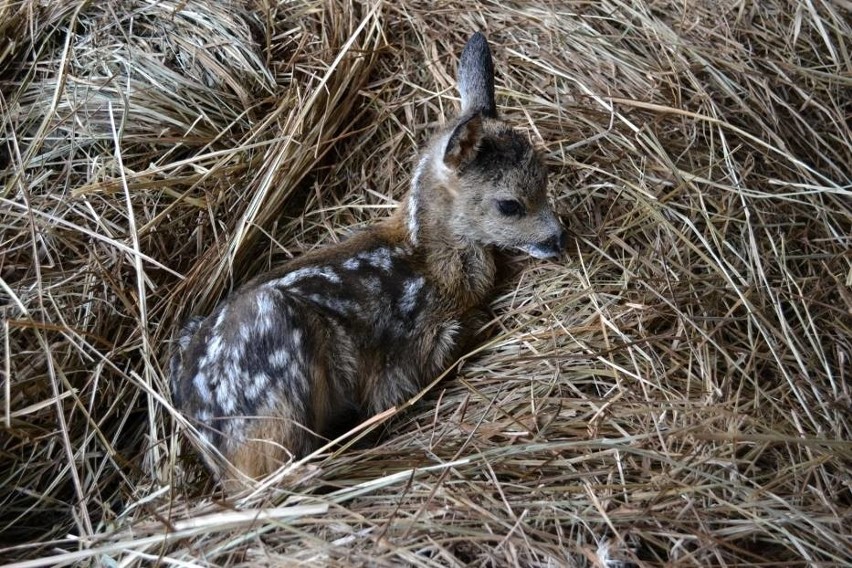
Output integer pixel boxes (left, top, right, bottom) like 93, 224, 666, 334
1, 0, 849, 565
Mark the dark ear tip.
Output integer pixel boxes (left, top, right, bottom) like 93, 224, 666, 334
462, 31, 491, 58
469, 31, 487, 44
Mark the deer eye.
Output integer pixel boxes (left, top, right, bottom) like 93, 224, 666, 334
496, 199, 525, 217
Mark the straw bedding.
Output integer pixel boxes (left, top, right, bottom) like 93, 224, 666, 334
1, 0, 849, 565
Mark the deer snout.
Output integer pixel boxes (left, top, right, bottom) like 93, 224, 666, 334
519, 221, 566, 259
533, 227, 567, 258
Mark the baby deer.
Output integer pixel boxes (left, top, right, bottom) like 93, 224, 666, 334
170, 32, 565, 483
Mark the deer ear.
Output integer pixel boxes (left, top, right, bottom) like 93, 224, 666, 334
444, 113, 483, 169
458, 32, 497, 118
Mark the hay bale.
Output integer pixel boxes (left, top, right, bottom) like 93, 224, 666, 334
1, 0, 849, 565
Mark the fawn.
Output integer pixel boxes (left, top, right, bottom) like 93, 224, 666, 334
170, 32, 566, 483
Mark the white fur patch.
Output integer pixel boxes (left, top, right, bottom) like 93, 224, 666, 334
246, 372, 270, 400
238, 323, 251, 343
399, 277, 425, 315
199, 334, 224, 368
307, 293, 357, 315
213, 306, 227, 329
217, 372, 238, 414
358, 248, 393, 271
266, 266, 341, 288
192, 372, 213, 405
431, 154, 451, 188
343, 257, 361, 270
254, 290, 277, 332
407, 155, 429, 245
268, 347, 291, 369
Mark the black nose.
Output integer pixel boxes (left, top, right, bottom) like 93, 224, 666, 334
537, 228, 567, 255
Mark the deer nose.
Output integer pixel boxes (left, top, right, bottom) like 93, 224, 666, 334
535, 228, 567, 256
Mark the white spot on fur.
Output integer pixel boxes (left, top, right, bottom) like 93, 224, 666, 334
292, 328, 303, 349
343, 257, 361, 270
224, 334, 247, 367
213, 307, 227, 330
268, 347, 290, 369
202, 334, 224, 367
255, 290, 276, 332
192, 372, 213, 404
238, 324, 251, 343
358, 248, 392, 271
178, 326, 196, 349
266, 266, 341, 289
308, 293, 357, 315
246, 372, 270, 400
399, 277, 425, 315
217, 368, 239, 414
217, 390, 235, 414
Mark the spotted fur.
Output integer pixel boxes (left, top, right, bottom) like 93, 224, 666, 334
170, 32, 566, 484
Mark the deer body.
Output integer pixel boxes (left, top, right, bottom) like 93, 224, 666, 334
171, 33, 565, 482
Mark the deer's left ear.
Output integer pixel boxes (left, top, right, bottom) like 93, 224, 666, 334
458, 32, 497, 119
444, 113, 483, 169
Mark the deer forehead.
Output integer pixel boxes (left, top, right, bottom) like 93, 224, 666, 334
464, 134, 547, 195
457, 163, 548, 207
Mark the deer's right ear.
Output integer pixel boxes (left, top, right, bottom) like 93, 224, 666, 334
444, 113, 483, 169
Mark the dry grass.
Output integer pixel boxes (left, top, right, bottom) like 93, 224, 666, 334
1, 0, 850, 566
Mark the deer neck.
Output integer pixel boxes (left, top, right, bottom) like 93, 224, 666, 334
395, 155, 497, 310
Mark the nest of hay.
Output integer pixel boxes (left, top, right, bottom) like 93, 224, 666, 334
2, 0, 849, 565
